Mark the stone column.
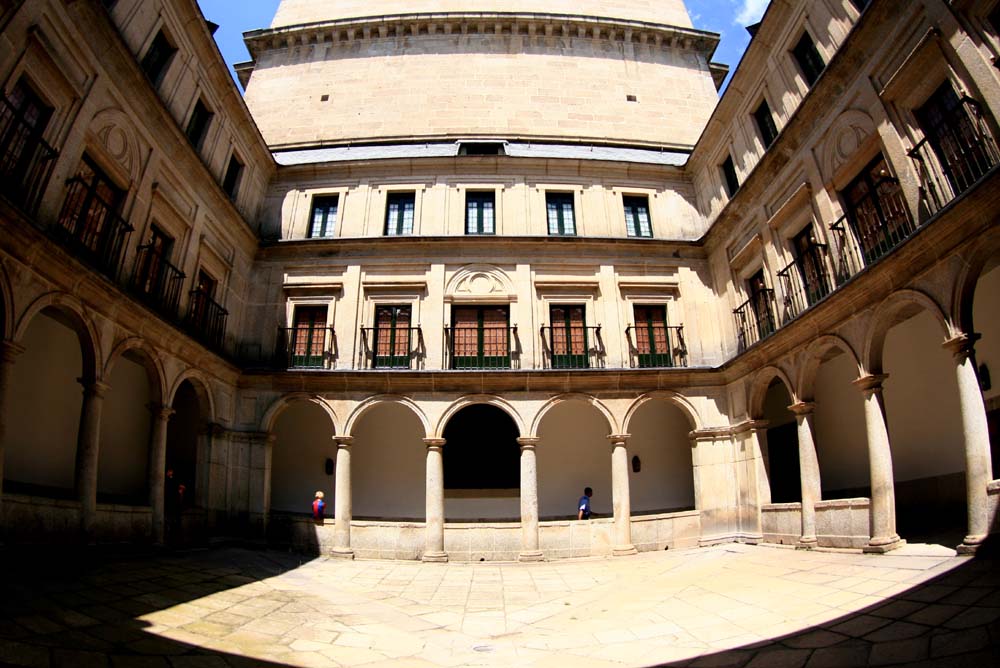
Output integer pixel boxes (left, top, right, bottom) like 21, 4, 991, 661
422, 437, 448, 562
789, 402, 821, 548
749, 420, 771, 506
75, 378, 110, 542
0, 342, 25, 522
147, 404, 174, 546
609, 434, 637, 556
944, 334, 994, 554
331, 435, 354, 559
853, 374, 904, 553
517, 436, 543, 562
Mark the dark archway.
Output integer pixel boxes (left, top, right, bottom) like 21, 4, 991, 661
762, 379, 799, 504
971, 255, 999, 479
442, 404, 520, 520
165, 379, 210, 539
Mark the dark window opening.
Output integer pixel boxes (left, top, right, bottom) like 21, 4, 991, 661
547, 304, 588, 369
721, 155, 740, 197
546, 192, 576, 236
309, 195, 339, 238
753, 98, 779, 148
791, 31, 825, 87
633, 305, 675, 368
623, 195, 652, 238
791, 225, 831, 306
841, 154, 914, 265
290, 305, 328, 368
459, 142, 505, 156
222, 153, 243, 200
384, 191, 415, 236
185, 99, 213, 151
990, 5, 1000, 35
373, 305, 412, 368
443, 404, 519, 491
466, 191, 495, 235
0, 78, 55, 212
132, 224, 184, 315
55, 156, 130, 278
748, 269, 776, 339
140, 30, 177, 87
850, 0, 871, 12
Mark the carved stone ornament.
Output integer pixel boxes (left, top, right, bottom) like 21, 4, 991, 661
822, 109, 877, 183
445, 264, 515, 302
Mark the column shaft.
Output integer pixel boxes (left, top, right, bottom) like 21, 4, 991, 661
518, 437, 542, 562
790, 403, 821, 547
854, 375, 903, 553
148, 405, 174, 546
423, 438, 447, 562
75, 379, 109, 542
332, 436, 354, 558
610, 435, 637, 556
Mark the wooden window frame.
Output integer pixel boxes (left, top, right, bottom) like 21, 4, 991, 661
545, 192, 576, 236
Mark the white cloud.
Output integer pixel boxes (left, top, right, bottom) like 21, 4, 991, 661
735, 0, 769, 25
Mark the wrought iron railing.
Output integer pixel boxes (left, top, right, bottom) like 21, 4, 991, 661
0, 94, 58, 216
776, 245, 833, 322
734, 289, 777, 352
360, 326, 423, 369
539, 325, 604, 369
445, 325, 518, 370
279, 326, 335, 369
185, 288, 228, 350
130, 244, 185, 318
908, 96, 1000, 214
53, 177, 134, 280
625, 325, 686, 368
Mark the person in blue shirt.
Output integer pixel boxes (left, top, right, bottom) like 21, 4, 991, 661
577, 487, 593, 520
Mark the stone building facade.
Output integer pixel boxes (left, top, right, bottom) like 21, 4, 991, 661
0, 0, 998, 562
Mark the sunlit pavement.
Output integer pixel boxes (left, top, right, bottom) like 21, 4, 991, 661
0, 541, 998, 667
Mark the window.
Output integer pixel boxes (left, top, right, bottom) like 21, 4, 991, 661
990, 5, 1000, 34
850, 0, 870, 11
290, 305, 327, 368
140, 30, 177, 87
747, 269, 776, 339
373, 305, 412, 368
185, 99, 213, 150
459, 142, 505, 155
790, 225, 831, 306
791, 32, 825, 87
384, 192, 415, 236
466, 191, 495, 235
309, 195, 339, 238
56, 156, 126, 273
0, 78, 54, 208
547, 305, 588, 369
753, 99, 779, 148
188, 270, 227, 347
134, 225, 179, 309
623, 195, 652, 238
841, 155, 914, 264
633, 305, 674, 368
546, 192, 575, 236
222, 153, 243, 200
450, 306, 510, 369
721, 155, 740, 197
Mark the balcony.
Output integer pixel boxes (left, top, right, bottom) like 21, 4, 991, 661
279, 326, 335, 369
625, 325, 686, 368
909, 96, 1000, 215
185, 288, 228, 350
129, 244, 185, 319
445, 324, 519, 370
53, 178, 134, 281
734, 290, 777, 352
540, 325, 604, 369
0, 94, 58, 216
360, 326, 423, 369
776, 245, 833, 322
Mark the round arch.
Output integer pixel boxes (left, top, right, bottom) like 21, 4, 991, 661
748, 365, 797, 419
622, 391, 701, 435
954, 228, 1000, 337
14, 292, 100, 383
261, 393, 338, 434
797, 334, 863, 402
864, 288, 952, 374
345, 394, 430, 439
529, 393, 618, 438
435, 394, 525, 438
167, 370, 216, 424
104, 337, 166, 406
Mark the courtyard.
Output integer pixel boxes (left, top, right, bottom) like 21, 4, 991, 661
0, 542, 998, 667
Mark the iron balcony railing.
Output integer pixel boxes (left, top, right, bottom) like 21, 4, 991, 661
776, 244, 833, 322
185, 288, 228, 350
360, 326, 423, 369
53, 177, 134, 281
280, 326, 335, 369
908, 96, 1000, 215
625, 324, 686, 369
0, 94, 58, 216
445, 324, 519, 370
130, 244, 185, 319
734, 289, 777, 352
539, 325, 604, 369
829, 215, 865, 285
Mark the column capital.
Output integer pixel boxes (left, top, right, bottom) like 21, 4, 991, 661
607, 434, 630, 447
333, 435, 355, 447
516, 436, 540, 450
0, 340, 26, 363
422, 437, 446, 450
852, 373, 888, 395
788, 401, 816, 416
942, 332, 980, 361
78, 378, 111, 398
147, 403, 175, 421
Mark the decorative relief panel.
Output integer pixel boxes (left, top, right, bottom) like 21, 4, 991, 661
445, 264, 516, 303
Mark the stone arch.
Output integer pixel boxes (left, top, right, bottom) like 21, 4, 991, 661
87, 106, 145, 186
435, 394, 525, 438
0, 261, 12, 341
345, 394, 430, 439
261, 393, 337, 435
622, 390, 702, 434
14, 291, 100, 383
529, 393, 618, 438
954, 228, 1000, 337
167, 370, 216, 424
797, 334, 863, 402
864, 288, 953, 374
103, 337, 166, 406
748, 365, 797, 419
445, 264, 516, 301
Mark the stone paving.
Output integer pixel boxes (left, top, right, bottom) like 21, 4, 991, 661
0, 541, 998, 667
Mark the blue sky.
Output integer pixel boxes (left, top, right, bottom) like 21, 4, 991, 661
196, 0, 767, 93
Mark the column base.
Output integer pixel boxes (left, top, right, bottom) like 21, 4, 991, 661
956, 533, 987, 556
796, 536, 817, 550
862, 537, 905, 554
518, 550, 544, 562
330, 548, 355, 560
612, 544, 638, 557
421, 551, 448, 563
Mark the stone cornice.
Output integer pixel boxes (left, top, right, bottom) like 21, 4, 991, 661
244, 12, 720, 61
